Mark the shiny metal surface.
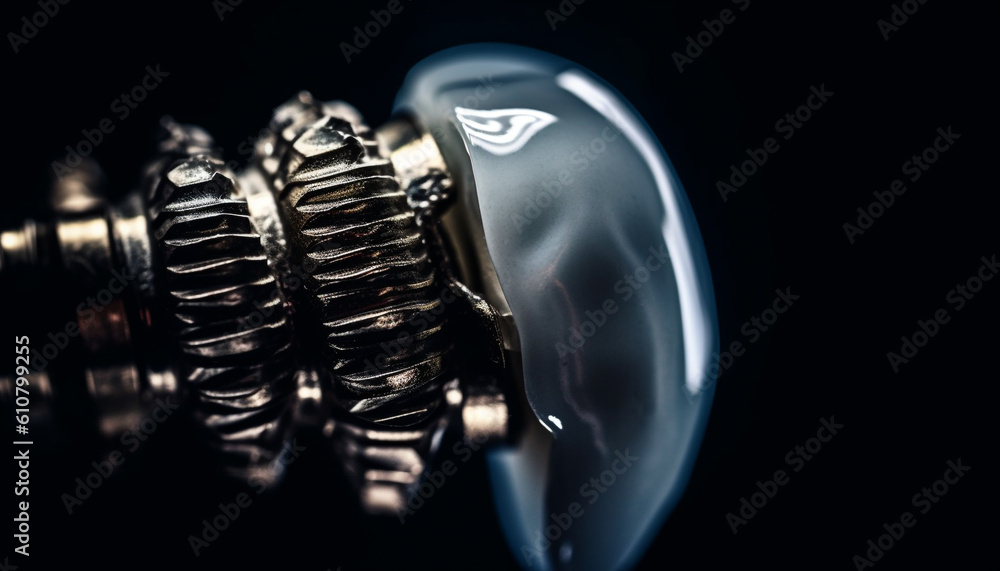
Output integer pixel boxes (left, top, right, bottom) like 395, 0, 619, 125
255, 94, 461, 509
261, 94, 452, 425
0, 44, 718, 570
146, 122, 299, 482
56, 213, 145, 438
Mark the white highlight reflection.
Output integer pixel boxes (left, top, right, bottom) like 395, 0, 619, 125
556, 70, 713, 395
455, 107, 557, 156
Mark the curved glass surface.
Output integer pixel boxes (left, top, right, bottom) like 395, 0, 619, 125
394, 44, 718, 571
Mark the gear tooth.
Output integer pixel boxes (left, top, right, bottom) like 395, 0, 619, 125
260, 97, 455, 512
166, 158, 232, 191
158, 116, 216, 153
321, 100, 380, 155
332, 391, 449, 516
157, 163, 237, 215
264, 101, 451, 418
258, 92, 332, 182
273, 94, 328, 144
271, 91, 322, 132
283, 118, 366, 184
149, 119, 218, 179
145, 126, 297, 482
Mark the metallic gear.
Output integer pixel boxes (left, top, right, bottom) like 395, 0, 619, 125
0, 90, 508, 514
1, 44, 719, 571
261, 93, 451, 425
146, 122, 298, 482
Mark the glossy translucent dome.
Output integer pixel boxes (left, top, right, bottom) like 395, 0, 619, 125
394, 44, 719, 571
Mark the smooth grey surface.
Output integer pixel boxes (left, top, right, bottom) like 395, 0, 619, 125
394, 44, 718, 571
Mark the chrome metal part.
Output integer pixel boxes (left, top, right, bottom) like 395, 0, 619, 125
0, 44, 718, 571
0, 89, 510, 512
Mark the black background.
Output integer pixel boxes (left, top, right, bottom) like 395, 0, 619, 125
2, 0, 995, 569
